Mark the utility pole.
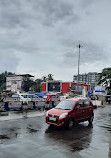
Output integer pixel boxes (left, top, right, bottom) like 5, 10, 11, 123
77, 44, 83, 94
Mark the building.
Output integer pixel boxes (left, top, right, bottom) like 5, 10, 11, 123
73, 72, 99, 90
42, 80, 90, 94
6, 74, 34, 92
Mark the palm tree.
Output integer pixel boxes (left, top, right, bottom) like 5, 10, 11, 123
47, 74, 53, 81
42, 76, 47, 82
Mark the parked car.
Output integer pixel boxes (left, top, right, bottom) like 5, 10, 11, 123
60, 95, 67, 101
46, 97, 94, 128
12, 93, 39, 104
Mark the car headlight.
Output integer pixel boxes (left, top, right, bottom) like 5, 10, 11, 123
46, 110, 49, 117
59, 113, 68, 119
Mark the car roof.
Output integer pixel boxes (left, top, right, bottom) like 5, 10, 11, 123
19, 93, 36, 96
64, 97, 88, 101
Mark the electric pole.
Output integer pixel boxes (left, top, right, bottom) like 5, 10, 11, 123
77, 44, 83, 94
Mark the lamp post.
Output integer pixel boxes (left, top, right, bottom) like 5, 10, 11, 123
77, 44, 83, 94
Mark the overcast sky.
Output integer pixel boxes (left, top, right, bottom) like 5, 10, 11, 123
0, 0, 111, 81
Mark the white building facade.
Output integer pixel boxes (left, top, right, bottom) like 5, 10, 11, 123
6, 74, 34, 92
6, 76, 24, 92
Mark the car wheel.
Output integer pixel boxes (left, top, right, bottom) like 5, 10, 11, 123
88, 115, 94, 124
67, 119, 74, 129
49, 124, 54, 128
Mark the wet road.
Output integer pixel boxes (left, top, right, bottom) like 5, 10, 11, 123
0, 105, 111, 158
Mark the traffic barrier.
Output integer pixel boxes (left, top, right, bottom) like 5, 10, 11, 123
33, 101, 45, 110
2, 96, 59, 111
27, 101, 34, 110
0, 102, 5, 112
7, 101, 22, 111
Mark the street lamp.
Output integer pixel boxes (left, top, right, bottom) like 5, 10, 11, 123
77, 44, 83, 93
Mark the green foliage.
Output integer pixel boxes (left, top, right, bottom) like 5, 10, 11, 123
0, 83, 6, 92
42, 76, 47, 82
31, 79, 43, 92
22, 78, 34, 92
22, 78, 43, 92
98, 67, 111, 94
31, 84, 42, 92
31, 74, 54, 92
47, 74, 53, 80
42, 74, 54, 82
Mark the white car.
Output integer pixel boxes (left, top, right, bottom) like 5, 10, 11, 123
60, 95, 67, 101
12, 93, 39, 104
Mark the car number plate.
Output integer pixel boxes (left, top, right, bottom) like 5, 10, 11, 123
49, 117, 56, 121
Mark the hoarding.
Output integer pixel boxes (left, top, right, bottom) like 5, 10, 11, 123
47, 82, 61, 92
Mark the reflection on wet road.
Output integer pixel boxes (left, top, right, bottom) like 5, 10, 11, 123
0, 105, 111, 158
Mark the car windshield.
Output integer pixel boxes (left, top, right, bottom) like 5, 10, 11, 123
27, 95, 37, 98
55, 100, 75, 110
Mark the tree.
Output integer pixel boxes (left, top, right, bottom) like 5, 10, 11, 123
98, 67, 111, 94
42, 76, 47, 82
22, 78, 34, 92
35, 79, 43, 85
31, 84, 42, 92
32, 79, 43, 92
42, 74, 54, 82
0, 83, 6, 92
47, 74, 53, 81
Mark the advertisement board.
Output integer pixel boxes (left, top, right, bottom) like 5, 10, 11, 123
47, 82, 61, 92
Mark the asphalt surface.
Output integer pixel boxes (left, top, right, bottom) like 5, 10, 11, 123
0, 105, 111, 158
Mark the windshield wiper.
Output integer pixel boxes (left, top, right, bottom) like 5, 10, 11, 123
64, 108, 70, 110
55, 108, 62, 109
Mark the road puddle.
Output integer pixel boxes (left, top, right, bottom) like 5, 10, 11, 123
27, 127, 40, 133
0, 135, 10, 140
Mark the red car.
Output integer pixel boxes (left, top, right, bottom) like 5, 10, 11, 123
46, 97, 94, 128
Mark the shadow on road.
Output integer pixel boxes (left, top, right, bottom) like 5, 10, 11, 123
45, 123, 93, 152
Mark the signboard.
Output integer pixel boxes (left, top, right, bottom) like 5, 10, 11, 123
6, 76, 23, 81
35, 101, 45, 107
47, 82, 61, 92
3, 97, 20, 102
8, 101, 22, 108
94, 86, 106, 96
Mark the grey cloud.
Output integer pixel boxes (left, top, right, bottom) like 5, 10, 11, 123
0, 29, 39, 54
0, 0, 22, 28
63, 42, 107, 67
32, 0, 78, 26
0, 0, 110, 80
80, 0, 95, 8
0, 0, 79, 28
0, 0, 79, 56
0, 49, 20, 73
